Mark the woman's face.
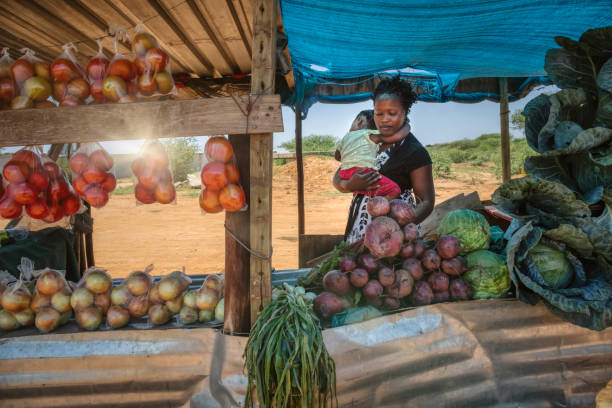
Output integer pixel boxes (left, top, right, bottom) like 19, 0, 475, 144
374, 96, 406, 137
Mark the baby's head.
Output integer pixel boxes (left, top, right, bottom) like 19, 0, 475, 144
350, 110, 376, 131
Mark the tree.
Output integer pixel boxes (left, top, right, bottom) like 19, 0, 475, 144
163, 137, 199, 182
279, 134, 337, 152
511, 110, 525, 130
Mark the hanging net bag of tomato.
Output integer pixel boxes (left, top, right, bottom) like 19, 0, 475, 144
70, 143, 116, 208
50, 43, 90, 107
9, 48, 53, 109
131, 140, 176, 205
86, 39, 110, 103
132, 24, 177, 98
199, 136, 247, 214
0, 48, 17, 109
104, 29, 137, 104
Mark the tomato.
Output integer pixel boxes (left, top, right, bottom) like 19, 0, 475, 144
43, 202, 64, 223
199, 189, 222, 213
63, 194, 81, 215
90, 79, 104, 101
0, 78, 16, 103
10, 59, 34, 84
102, 76, 127, 102
201, 162, 228, 191
0, 197, 23, 219
154, 72, 174, 95
49, 179, 70, 203
10, 183, 38, 205
66, 78, 90, 100
71, 176, 89, 196
12, 150, 42, 169
134, 184, 155, 204
218, 184, 246, 212
225, 163, 240, 184
87, 57, 109, 80
59, 96, 82, 107
108, 58, 135, 81
130, 157, 145, 177
3, 161, 29, 183
89, 149, 113, 171
26, 198, 49, 219
52, 81, 67, 101
82, 164, 107, 184
145, 48, 168, 73
137, 74, 156, 96
24, 76, 51, 102
43, 162, 61, 179
100, 173, 116, 193
154, 182, 175, 204
34, 62, 50, 80
132, 32, 157, 56
51, 58, 77, 82
28, 170, 49, 191
205, 137, 234, 163
143, 141, 169, 169
134, 56, 147, 76
137, 168, 159, 190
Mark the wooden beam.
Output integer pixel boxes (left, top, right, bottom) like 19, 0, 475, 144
499, 78, 511, 183
226, 0, 252, 58
224, 135, 251, 334
295, 107, 305, 237
0, 96, 283, 148
249, 0, 277, 325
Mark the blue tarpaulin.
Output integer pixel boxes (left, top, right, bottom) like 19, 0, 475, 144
279, 0, 611, 113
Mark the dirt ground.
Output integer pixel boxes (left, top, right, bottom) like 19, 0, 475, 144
93, 157, 502, 278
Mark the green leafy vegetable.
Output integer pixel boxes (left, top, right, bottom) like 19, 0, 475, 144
464, 250, 511, 299
437, 209, 491, 253
526, 243, 574, 290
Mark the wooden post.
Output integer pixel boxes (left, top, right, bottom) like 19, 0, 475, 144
249, 0, 277, 324
295, 107, 306, 267
224, 135, 251, 333
499, 78, 511, 183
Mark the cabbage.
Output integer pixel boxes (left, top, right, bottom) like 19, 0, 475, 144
526, 244, 574, 289
437, 210, 491, 253
464, 250, 511, 299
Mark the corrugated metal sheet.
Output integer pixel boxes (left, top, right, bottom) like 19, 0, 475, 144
1, 298, 610, 407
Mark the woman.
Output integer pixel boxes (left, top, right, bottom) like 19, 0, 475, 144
333, 76, 435, 243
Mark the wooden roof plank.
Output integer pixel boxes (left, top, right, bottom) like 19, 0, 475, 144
0, 95, 283, 147
186, 0, 241, 74
226, 0, 252, 59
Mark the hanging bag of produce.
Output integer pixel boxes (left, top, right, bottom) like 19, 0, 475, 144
71, 267, 113, 331
148, 268, 191, 326
0, 267, 30, 332
131, 24, 177, 98
40, 150, 85, 223
199, 136, 247, 214
0, 48, 16, 109
50, 43, 89, 107
30, 260, 74, 333
105, 30, 137, 104
70, 142, 116, 208
87, 39, 110, 103
131, 140, 176, 205
10, 48, 52, 109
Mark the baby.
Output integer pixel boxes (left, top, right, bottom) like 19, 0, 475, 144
334, 110, 405, 198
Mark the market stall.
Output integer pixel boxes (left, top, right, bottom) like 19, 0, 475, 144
0, 1, 611, 407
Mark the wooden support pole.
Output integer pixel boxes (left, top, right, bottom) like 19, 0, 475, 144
249, 0, 277, 325
296, 107, 307, 268
499, 78, 511, 183
224, 135, 252, 333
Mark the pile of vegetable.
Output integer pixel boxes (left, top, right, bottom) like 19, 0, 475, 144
493, 26, 612, 330
244, 283, 336, 408
305, 197, 509, 323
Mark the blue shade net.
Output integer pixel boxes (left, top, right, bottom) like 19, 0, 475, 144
279, 0, 611, 115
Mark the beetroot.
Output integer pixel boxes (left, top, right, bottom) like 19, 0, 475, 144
389, 199, 415, 226
365, 295, 383, 308
322, 270, 351, 296
358, 253, 379, 274
441, 256, 467, 276
386, 269, 414, 298
384, 297, 400, 310
400, 243, 415, 258
349, 268, 369, 288
339, 255, 357, 272
364, 216, 404, 258
377, 267, 396, 287
433, 290, 450, 303
411, 281, 434, 306
427, 271, 450, 292
437, 235, 461, 259
413, 240, 426, 258
366, 196, 390, 217
450, 278, 473, 300
363, 279, 383, 298
403, 223, 419, 243
313, 292, 350, 319
402, 258, 424, 280
422, 249, 441, 271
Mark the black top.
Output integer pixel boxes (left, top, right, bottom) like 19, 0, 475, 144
379, 132, 432, 190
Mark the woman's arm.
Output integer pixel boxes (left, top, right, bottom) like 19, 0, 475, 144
409, 164, 435, 224
332, 168, 381, 193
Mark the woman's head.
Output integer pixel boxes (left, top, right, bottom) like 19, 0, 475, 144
372, 76, 417, 136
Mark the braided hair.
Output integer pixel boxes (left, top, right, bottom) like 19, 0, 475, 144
373, 76, 417, 114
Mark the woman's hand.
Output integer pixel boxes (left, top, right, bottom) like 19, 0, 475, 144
333, 168, 381, 193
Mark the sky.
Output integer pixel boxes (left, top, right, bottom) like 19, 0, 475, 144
2, 85, 555, 155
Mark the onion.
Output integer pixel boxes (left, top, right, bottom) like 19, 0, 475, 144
94, 292, 111, 313
31, 291, 52, 312
51, 288, 72, 313
84, 270, 112, 294
179, 306, 198, 324
111, 284, 132, 307
0, 309, 19, 331
183, 290, 197, 309
36, 269, 64, 295
76, 306, 103, 331
148, 304, 170, 326
199, 309, 214, 323
214, 298, 224, 322
148, 283, 163, 304
170, 270, 192, 292
165, 295, 183, 315
107, 305, 130, 329
35, 307, 61, 333
126, 271, 151, 296
128, 296, 149, 317
13, 307, 34, 326
2, 288, 31, 312
158, 276, 181, 301
70, 287, 94, 311
196, 287, 219, 311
